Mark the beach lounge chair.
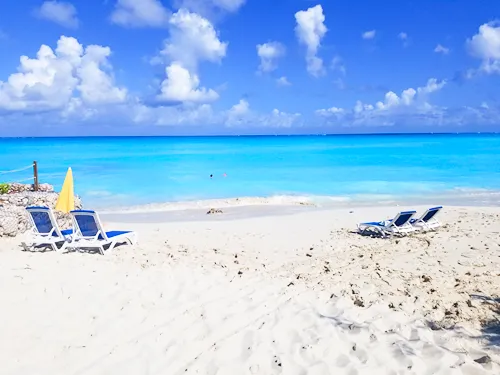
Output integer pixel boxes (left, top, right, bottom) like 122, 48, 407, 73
357, 210, 417, 237
411, 206, 442, 231
22, 206, 73, 252
69, 210, 137, 255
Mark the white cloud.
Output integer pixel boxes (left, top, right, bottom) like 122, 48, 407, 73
354, 101, 374, 113
157, 62, 218, 103
229, 99, 250, 115
129, 100, 216, 126
417, 78, 446, 94
467, 21, 500, 74
35, 1, 79, 29
225, 99, 301, 128
373, 79, 445, 111
276, 76, 291, 86
294, 5, 327, 77
266, 109, 301, 128
156, 9, 227, 103
256, 42, 285, 73
0, 36, 126, 112
362, 30, 376, 40
110, 0, 170, 28
160, 9, 227, 70
331, 55, 346, 75
315, 106, 344, 117
77, 45, 129, 104
225, 99, 250, 125
316, 78, 446, 120
434, 44, 450, 55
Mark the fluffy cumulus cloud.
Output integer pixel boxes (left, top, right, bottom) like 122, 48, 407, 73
315, 78, 448, 126
256, 42, 285, 73
225, 99, 250, 125
158, 62, 218, 102
156, 9, 227, 103
361, 78, 445, 111
110, 0, 170, 28
160, 9, 227, 69
467, 21, 500, 74
294, 5, 327, 77
362, 30, 376, 40
35, 1, 79, 29
0, 36, 126, 112
434, 44, 450, 55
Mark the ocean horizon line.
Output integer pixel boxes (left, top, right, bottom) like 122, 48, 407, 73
1, 132, 499, 140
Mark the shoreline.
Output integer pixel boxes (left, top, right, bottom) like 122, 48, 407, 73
98, 189, 500, 215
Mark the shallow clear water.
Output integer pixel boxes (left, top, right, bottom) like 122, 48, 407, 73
1, 134, 500, 208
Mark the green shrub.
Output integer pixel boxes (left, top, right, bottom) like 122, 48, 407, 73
0, 183, 9, 195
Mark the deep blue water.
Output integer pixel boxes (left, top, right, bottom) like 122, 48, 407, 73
1, 134, 500, 208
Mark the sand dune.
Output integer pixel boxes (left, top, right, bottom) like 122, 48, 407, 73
0, 205, 499, 374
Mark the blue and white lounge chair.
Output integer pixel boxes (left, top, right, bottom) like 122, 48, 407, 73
411, 206, 442, 231
357, 210, 417, 237
69, 210, 137, 255
22, 206, 73, 252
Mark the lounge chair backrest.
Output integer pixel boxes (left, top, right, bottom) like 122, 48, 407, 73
421, 206, 442, 222
26, 206, 62, 237
71, 210, 108, 240
393, 211, 416, 227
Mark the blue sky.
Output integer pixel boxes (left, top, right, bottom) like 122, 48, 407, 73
0, 0, 499, 136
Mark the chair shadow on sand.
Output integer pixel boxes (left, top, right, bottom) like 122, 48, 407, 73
65, 241, 131, 255
19, 241, 130, 255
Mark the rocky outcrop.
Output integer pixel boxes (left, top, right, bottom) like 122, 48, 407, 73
0, 184, 82, 237
6, 183, 54, 194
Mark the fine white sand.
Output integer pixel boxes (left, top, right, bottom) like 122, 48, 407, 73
0, 204, 499, 374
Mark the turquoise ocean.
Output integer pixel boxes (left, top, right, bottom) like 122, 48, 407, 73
1, 134, 500, 209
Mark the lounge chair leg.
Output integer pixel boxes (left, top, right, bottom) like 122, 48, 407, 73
98, 246, 105, 255
21, 242, 32, 252
59, 241, 68, 253
128, 233, 138, 245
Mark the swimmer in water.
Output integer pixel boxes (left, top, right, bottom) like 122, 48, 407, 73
210, 174, 213, 178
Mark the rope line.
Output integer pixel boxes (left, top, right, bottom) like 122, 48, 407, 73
0, 164, 34, 175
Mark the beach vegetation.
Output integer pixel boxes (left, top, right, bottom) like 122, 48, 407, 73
0, 183, 9, 194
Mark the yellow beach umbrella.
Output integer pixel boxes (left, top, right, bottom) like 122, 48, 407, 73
55, 167, 75, 213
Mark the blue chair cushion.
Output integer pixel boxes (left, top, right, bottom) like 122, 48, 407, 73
103, 231, 132, 239
59, 229, 73, 237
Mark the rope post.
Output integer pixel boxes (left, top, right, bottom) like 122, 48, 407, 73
33, 161, 39, 191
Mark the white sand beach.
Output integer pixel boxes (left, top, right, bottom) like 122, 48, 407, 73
0, 204, 499, 374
